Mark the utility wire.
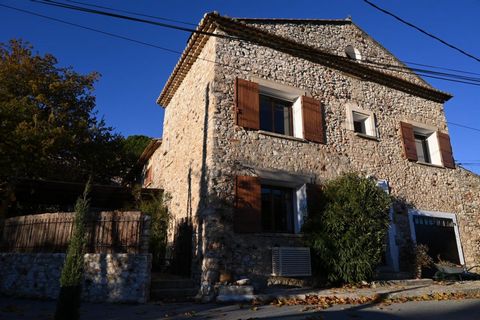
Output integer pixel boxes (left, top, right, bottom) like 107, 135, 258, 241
9, 2, 480, 92
30, 0, 241, 41
0, 3, 185, 55
363, 0, 480, 63
61, 0, 480, 77
29, 0, 480, 82
64, 0, 197, 26
27, 0, 480, 87
4, 3, 480, 136
447, 122, 480, 133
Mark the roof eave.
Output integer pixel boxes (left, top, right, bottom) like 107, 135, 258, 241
157, 13, 453, 107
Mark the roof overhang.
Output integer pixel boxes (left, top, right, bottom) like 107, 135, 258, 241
157, 12, 452, 107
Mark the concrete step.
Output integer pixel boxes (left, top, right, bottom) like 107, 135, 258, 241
151, 279, 196, 289
150, 287, 198, 301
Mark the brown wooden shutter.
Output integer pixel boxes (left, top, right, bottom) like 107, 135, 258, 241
438, 132, 455, 169
234, 175, 261, 233
306, 183, 323, 217
302, 96, 325, 144
235, 78, 260, 130
400, 122, 418, 161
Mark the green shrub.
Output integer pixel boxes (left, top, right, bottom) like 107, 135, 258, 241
55, 181, 90, 320
140, 192, 169, 270
303, 173, 392, 284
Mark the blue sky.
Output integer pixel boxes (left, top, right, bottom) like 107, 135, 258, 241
1, 0, 479, 173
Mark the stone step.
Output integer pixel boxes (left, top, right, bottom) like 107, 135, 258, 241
150, 288, 198, 301
151, 279, 196, 289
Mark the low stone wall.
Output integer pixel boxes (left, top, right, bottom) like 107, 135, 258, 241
0, 253, 151, 303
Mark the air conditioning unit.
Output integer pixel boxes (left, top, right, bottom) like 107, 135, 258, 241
272, 247, 312, 277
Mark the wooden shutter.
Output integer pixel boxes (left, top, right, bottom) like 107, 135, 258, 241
438, 132, 455, 169
234, 176, 261, 233
302, 96, 325, 143
235, 78, 260, 130
400, 122, 418, 161
306, 183, 323, 216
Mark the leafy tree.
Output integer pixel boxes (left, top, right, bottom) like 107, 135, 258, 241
122, 135, 151, 161
0, 39, 126, 184
303, 173, 392, 284
55, 181, 90, 320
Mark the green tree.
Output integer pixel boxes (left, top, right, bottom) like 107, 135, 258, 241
0, 39, 124, 184
303, 173, 392, 284
55, 181, 90, 320
122, 135, 151, 160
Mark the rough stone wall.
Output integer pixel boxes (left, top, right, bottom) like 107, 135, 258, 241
205, 22, 480, 288
153, 20, 480, 295
0, 253, 151, 303
242, 21, 431, 88
148, 36, 218, 286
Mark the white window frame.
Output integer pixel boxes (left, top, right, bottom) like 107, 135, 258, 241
408, 209, 465, 265
412, 125, 442, 166
345, 102, 377, 138
251, 76, 309, 140
254, 167, 313, 234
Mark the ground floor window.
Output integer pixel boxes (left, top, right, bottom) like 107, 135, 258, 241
261, 185, 294, 233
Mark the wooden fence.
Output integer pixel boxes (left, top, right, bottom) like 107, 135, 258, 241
0, 211, 149, 253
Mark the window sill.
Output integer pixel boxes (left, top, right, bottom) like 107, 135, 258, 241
415, 161, 445, 169
354, 132, 379, 141
259, 130, 307, 143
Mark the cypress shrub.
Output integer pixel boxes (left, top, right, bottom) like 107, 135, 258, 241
303, 173, 392, 284
54, 181, 90, 320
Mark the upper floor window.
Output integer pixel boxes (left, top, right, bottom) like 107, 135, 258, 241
235, 77, 325, 144
346, 103, 377, 138
414, 133, 431, 163
259, 94, 293, 136
400, 121, 455, 168
345, 45, 362, 61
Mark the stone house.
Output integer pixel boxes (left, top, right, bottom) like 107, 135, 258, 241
142, 12, 480, 298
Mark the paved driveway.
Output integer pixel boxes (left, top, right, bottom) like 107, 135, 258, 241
1, 296, 480, 319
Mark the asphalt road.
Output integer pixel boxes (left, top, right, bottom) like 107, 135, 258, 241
1, 297, 480, 320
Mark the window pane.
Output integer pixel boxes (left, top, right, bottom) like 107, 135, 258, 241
260, 96, 272, 132
259, 94, 293, 136
261, 185, 294, 233
353, 120, 366, 134
261, 187, 273, 232
415, 134, 431, 163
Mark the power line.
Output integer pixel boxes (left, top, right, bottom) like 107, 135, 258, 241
447, 122, 480, 133
363, 0, 480, 63
27, 0, 480, 88
33, 0, 480, 78
0, 3, 184, 55
63, 0, 197, 26
4, 2, 480, 139
30, 0, 240, 41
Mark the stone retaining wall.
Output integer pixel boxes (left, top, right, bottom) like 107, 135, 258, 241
0, 253, 151, 303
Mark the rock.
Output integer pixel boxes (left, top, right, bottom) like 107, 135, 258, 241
235, 278, 250, 286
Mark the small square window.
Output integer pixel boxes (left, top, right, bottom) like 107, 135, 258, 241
346, 104, 376, 138
352, 112, 368, 135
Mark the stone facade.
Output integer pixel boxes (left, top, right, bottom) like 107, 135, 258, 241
148, 16, 480, 298
0, 253, 151, 303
